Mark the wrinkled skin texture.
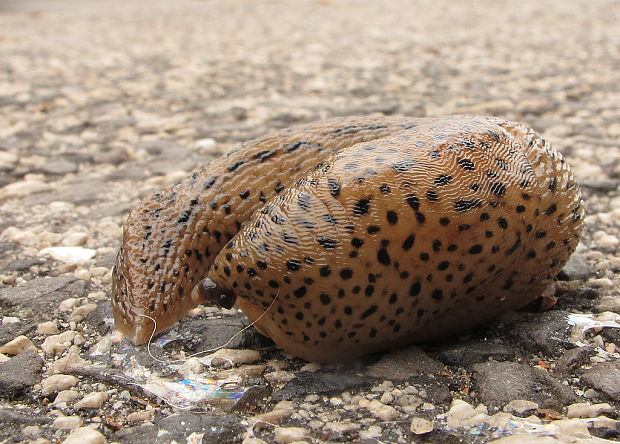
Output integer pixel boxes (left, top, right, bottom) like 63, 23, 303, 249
112, 116, 584, 362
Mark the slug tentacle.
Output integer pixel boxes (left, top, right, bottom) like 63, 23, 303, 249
113, 115, 583, 362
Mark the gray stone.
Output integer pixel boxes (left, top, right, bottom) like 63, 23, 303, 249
0, 406, 51, 442
84, 300, 113, 336
0, 351, 44, 399
164, 313, 272, 354
156, 413, 244, 443
0, 276, 89, 316
113, 423, 158, 444
366, 345, 445, 380
506, 310, 574, 357
558, 253, 591, 280
0, 322, 36, 347
273, 371, 372, 402
581, 361, 620, 401
436, 341, 515, 366
554, 346, 595, 376
473, 361, 577, 408
39, 159, 78, 175
4, 257, 45, 272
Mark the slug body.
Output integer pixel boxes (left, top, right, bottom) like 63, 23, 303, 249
112, 116, 584, 362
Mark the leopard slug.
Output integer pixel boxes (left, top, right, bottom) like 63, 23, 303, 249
112, 115, 584, 362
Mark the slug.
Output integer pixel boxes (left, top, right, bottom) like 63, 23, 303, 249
112, 115, 584, 362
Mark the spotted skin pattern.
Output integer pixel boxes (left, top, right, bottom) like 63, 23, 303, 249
112, 116, 584, 362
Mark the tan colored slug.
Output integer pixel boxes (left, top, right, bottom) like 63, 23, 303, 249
112, 115, 584, 362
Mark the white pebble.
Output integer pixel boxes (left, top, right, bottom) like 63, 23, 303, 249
74, 269, 91, 280
446, 399, 489, 429
0, 179, 52, 200
54, 389, 79, 405
96, 220, 122, 239
22, 425, 41, 437
273, 426, 309, 443
39, 246, 96, 264
380, 391, 394, 404
0, 335, 36, 355
210, 348, 261, 366
41, 331, 77, 355
48, 201, 75, 212
0, 151, 18, 170
1, 227, 39, 247
178, 357, 204, 377
59, 298, 81, 312
1, 316, 19, 324
127, 410, 154, 422
329, 397, 344, 406
41, 374, 78, 395
410, 417, 434, 434
367, 399, 398, 421
566, 402, 614, 418
70, 303, 97, 322
359, 425, 382, 439
37, 321, 60, 335
52, 415, 82, 430
194, 138, 217, 151
489, 412, 513, 428
62, 232, 88, 247
75, 391, 108, 409
503, 399, 539, 415
589, 278, 614, 288
61, 426, 106, 444
593, 231, 619, 248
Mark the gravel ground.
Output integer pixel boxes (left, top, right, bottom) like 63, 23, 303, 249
0, 0, 619, 442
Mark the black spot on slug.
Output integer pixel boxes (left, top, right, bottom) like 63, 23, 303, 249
353, 199, 370, 216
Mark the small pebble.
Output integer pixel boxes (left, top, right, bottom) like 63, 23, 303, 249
367, 399, 398, 421
0, 151, 18, 170
127, 410, 154, 422
48, 347, 91, 374
41, 374, 79, 395
62, 232, 88, 247
273, 426, 309, 443
178, 357, 204, 377
52, 415, 83, 430
70, 303, 98, 322
593, 231, 619, 248
210, 348, 261, 366
22, 425, 41, 437
446, 399, 489, 429
410, 417, 434, 434
0, 335, 37, 355
1, 316, 20, 324
503, 399, 539, 416
0, 179, 52, 200
324, 420, 360, 434
41, 331, 77, 355
488, 412, 513, 428
58, 298, 81, 312
37, 321, 60, 335
380, 391, 394, 404
74, 269, 91, 280
75, 391, 108, 409
194, 138, 217, 152
61, 426, 106, 444
54, 389, 79, 405
39, 246, 96, 264
359, 425, 382, 439
566, 402, 614, 418
242, 438, 268, 444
